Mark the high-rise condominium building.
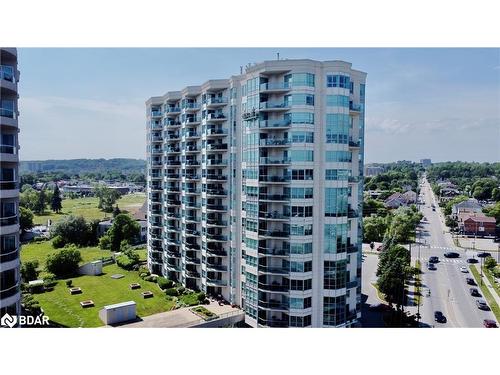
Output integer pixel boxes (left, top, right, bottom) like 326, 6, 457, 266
146, 59, 366, 327
0, 48, 21, 322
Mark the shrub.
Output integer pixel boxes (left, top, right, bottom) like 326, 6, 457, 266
99, 235, 111, 250
21, 260, 40, 282
66, 280, 73, 288
157, 277, 174, 290
116, 255, 135, 270
138, 265, 149, 274
484, 257, 497, 270
139, 272, 149, 279
52, 235, 66, 249
176, 286, 186, 295
197, 292, 206, 303
165, 288, 179, 297
51, 215, 93, 247
45, 247, 82, 278
43, 275, 57, 288
143, 275, 154, 282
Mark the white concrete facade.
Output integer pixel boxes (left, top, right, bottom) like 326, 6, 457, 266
146, 59, 366, 328
0, 47, 21, 320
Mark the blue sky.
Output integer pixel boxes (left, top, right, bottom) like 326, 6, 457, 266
17, 48, 500, 162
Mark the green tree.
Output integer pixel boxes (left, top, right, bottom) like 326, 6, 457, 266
45, 246, 82, 277
99, 234, 111, 250
484, 257, 497, 270
112, 205, 121, 217
50, 215, 92, 247
93, 184, 122, 213
19, 187, 39, 211
376, 245, 411, 309
21, 260, 39, 282
33, 189, 47, 214
50, 185, 63, 213
107, 214, 140, 251
483, 202, 500, 224
363, 215, 388, 243
19, 207, 34, 232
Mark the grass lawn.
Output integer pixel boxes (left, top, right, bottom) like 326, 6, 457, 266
470, 265, 500, 322
21, 240, 113, 269
34, 263, 176, 327
484, 268, 500, 299
33, 193, 146, 225
414, 260, 422, 306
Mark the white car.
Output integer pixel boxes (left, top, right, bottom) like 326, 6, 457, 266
460, 266, 469, 273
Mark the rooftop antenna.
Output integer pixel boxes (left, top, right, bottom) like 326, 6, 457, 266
277, 52, 280, 60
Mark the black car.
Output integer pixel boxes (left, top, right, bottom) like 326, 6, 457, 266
476, 299, 489, 310
466, 277, 476, 285
434, 311, 447, 323
427, 263, 437, 270
444, 252, 460, 258
467, 258, 478, 264
469, 288, 481, 297
429, 256, 439, 264
477, 252, 492, 258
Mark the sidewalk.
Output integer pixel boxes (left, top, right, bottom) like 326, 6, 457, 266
476, 266, 500, 307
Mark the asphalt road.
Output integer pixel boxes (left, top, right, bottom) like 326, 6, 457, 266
412, 177, 497, 328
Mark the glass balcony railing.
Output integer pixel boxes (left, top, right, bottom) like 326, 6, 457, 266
0, 108, 15, 119
258, 230, 289, 239
206, 113, 226, 121
349, 102, 362, 112
259, 120, 291, 129
0, 65, 15, 82
0, 144, 16, 154
206, 278, 227, 286
206, 159, 227, 166
205, 175, 227, 181
259, 101, 289, 110
258, 282, 289, 292
259, 211, 289, 220
206, 218, 228, 226
259, 176, 290, 183
206, 128, 228, 136
151, 110, 162, 117
0, 215, 18, 226
258, 194, 290, 201
259, 139, 290, 147
206, 143, 228, 151
206, 204, 227, 211
206, 97, 227, 106
166, 107, 181, 113
259, 157, 291, 166
259, 82, 291, 91
258, 247, 290, 256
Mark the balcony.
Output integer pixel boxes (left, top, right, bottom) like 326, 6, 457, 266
151, 160, 163, 167
206, 97, 227, 107
206, 189, 227, 197
183, 103, 200, 112
185, 216, 200, 223
0, 215, 18, 226
184, 117, 200, 125
165, 238, 181, 246
185, 132, 200, 140
185, 270, 201, 278
184, 188, 201, 195
206, 263, 227, 272
166, 107, 181, 114
206, 204, 227, 212
184, 229, 201, 237
150, 209, 162, 216
349, 102, 362, 113
258, 300, 289, 311
348, 176, 359, 183
0, 65, 15, 83
165, 264, 182, 272
205, 175, 227, 182
258, 247, 290, 257
185, 256, 201, 265
258, 194, 289, 202
184, 175, 200, 181
166, 199, 181, 206
349, 139, 360, 149
184, 201, 201, 209
258, 282, 289, 293
149, 184, 162, 192
184, 145, 199, 153
165, 211, 180, 219
258, 318, 289, 328
151, 110, 162, 118
165, 133, 181, 141
259, 176, 290, 184
206, 159, 228, 167
206, 278, 227, 286
206, 128, 228, 137
259, 101, 290, 112
165, 146, 180, 153
259, 119, 291, 130
205, 248, 227, 257
149, 220, 162, 228
206, 113, 227, 122
0, 107, 16, 119
258, 265, 289, 275
205, 233, 228, 242
185, 243, 201, 251
259, 139, 290, 147
259, 82, 291, 93
165, 120, 182, 127
167, 225, 180, 232
206, 143, 228, 152
166, 186, 180, 193
165, 173, 181, 180
260, 157, 291, 166
348, 209, 359, 218
205, 218, 228, 227
166, 250, 181, 258
258, 230, 289, 239
150, 135, 163, 143
166, 160, 181, 166
259, 211, 289, 221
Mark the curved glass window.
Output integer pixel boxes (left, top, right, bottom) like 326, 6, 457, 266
326, 95, 349, 107
325, 151, 352, 163
284, 94, 314, 106
284, 73, 315, 87
326, 74, 350, 88
325, 187, 348, 217
290, 150, 314, 162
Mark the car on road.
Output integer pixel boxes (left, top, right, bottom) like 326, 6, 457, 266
466, 258, 478, 264
466, 277, 476, 285
469, 288, 481, 297
477, 252, 492, 258
460, 266, 469, 273
476, 299, 489, 310
434, 311, 447, 323
432, 207, 436, 211
429, 256, 439, 263
444, 252, 460, 258
427, 263, 437, 270
483, 319, 498, 328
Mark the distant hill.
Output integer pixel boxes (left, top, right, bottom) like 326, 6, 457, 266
19, 158, 146, 175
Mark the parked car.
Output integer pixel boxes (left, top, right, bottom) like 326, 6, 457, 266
460, 266, 469, 273
427, 263, 437, 271
476, 299, 489, 310
434, 311, 447, 323
432, 207, 436, 211
469, 288, 481, 297
466, 277, 476, 285
444, 252, 460, 258
467, 258, 478, 264
483, 319, 498, 328
429, 256, 439, 264
477, 252, 492, 258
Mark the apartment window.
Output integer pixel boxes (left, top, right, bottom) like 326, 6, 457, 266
245, 202, 258, 218
291, 169, 313, 180
349, 81, 354, 94
245, 237, 258, 250
290, 315, 312, 327
323, 296, 346, 326
360, 84, 366, 101
245, 272, 257, 288
284, 94, 315, 106
325, 169, 349, 181
245, 254, 258, 267
287, 187, 313, 199
324, 223, 348, 254
284, 73, 315, 87
246, 219, 258, 233
324, 260, 347, 290
326, 95, 349, 107
290, 260, 312, 272
290, 297, 312, 309
290, 242, 313, 255
289, 224, 313, 236
291, 206, 313, 217
326, 74, 350, 89
326, 114, 350, 144
0, 99, 14, 118
290, 278, 312, 290
325, 187, 348, 217
291, 131, 314, 143
325, 151, 352, 163
245, 186, 258, 197
290, 150, 314, 162
284, 112, 314, 125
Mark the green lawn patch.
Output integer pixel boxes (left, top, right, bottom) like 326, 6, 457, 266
178, 292, 205, 307
414, 260, 422, 306
191, 306, 218, 321
21, 240, 113, 269
33, 193, 145, 225
470, 265, 500, 322
35, 263, 175, 327
484, 268, 500, 300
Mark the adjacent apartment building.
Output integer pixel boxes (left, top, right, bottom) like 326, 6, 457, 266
146, 59, 366, 327
0, 48, 21, 321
